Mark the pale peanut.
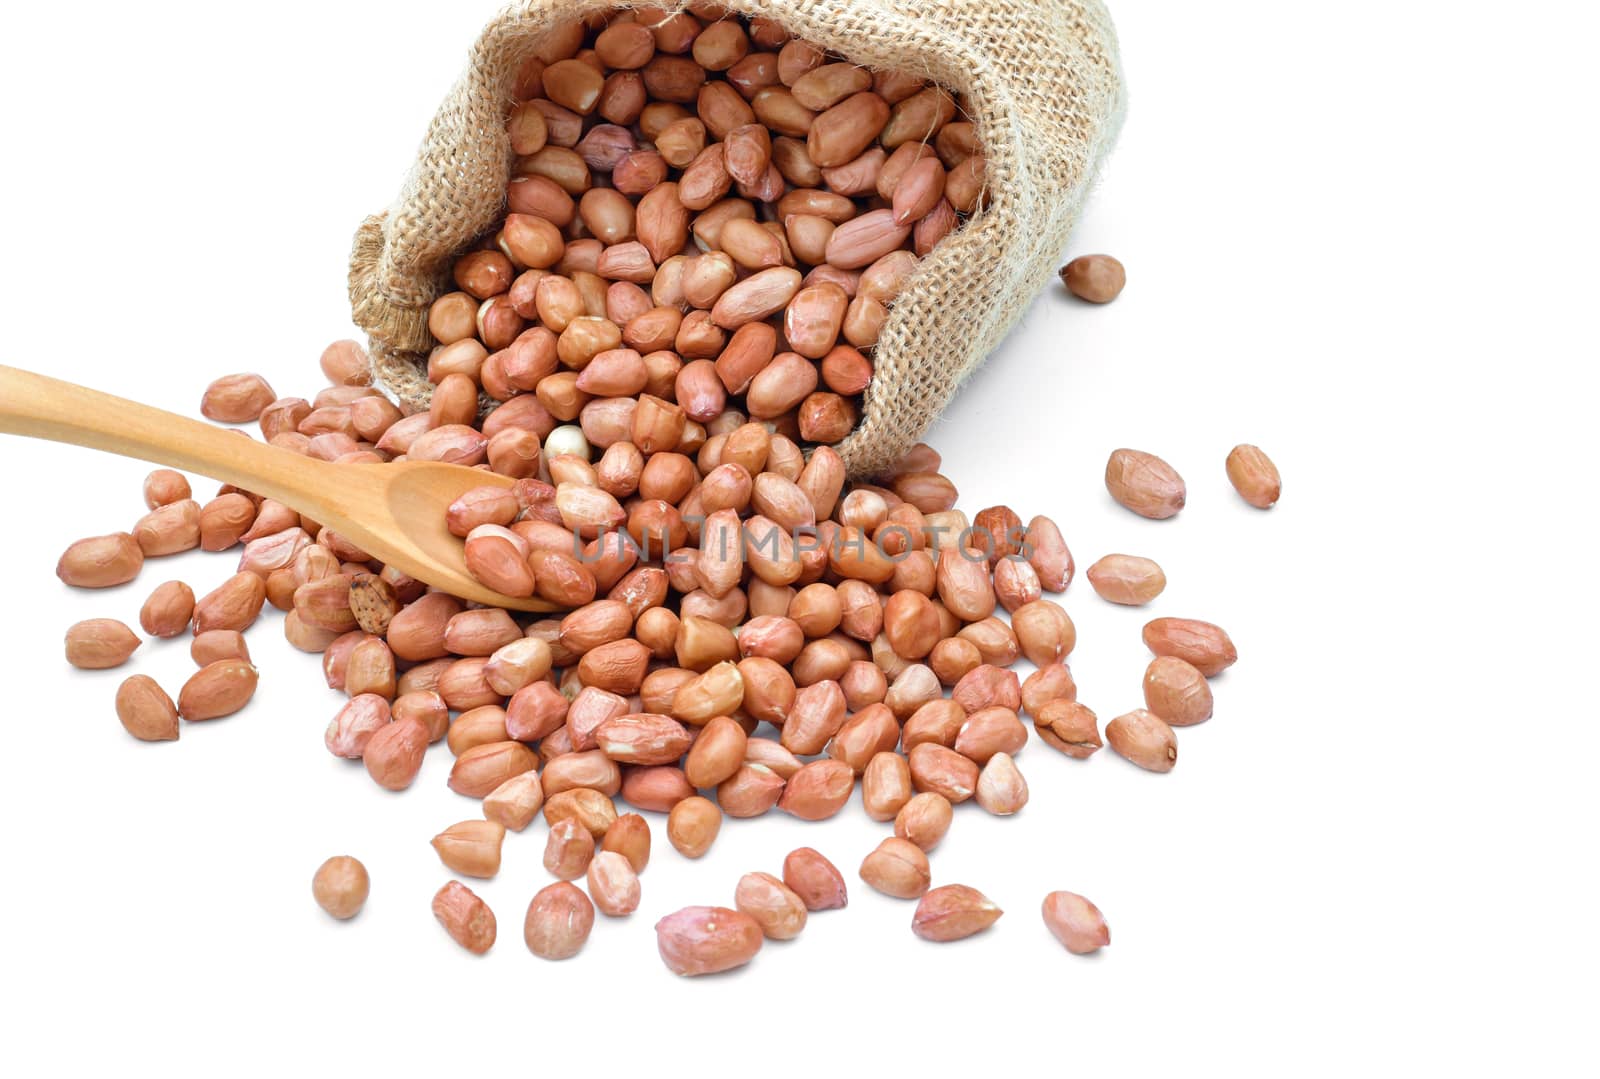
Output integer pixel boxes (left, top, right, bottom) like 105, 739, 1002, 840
735, 872, 808, 940
1106, 709, 1178, 773
432, 819, 506, 879
1042, 890, 1110, 954
524, 882, 595, 961
913, 884, 1003, 942
1086, 554, 1167, 605
1143, 656, 1215, 726
433, 881, 497, 954
1105, 448, 1186, 519
312, 856, 369, 920
859, 837, 931, 899
1226, 444, 1282, 508
1142, 617, 1238, 676
655, 905, 764, 976
64, 619, 141, 670
115, 675, 179, 742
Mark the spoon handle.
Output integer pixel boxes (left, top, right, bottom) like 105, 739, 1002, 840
0, 364, 338, 511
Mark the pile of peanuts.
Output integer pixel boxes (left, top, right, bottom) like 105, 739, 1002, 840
51, 7, 1285, 974
417, 4, 986, 463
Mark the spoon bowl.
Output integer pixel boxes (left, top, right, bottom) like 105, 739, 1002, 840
0, 365, 559, 612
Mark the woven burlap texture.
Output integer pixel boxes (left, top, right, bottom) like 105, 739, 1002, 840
349, 0, 1124, 478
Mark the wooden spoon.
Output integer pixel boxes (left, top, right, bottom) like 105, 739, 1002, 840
0, 365, 557, 612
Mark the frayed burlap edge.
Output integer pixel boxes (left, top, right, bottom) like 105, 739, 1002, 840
349, 0, 1125, 478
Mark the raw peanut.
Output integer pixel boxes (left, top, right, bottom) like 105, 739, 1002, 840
1023, 514, 1074, 591
710, 266, 803, 329
935, 547, 996, 622
363, 716, 429, 790
1142, 617, 1238, 676
716, 762, 786, 818
929, 637, 982, 686
114, 675, 179, 742
201, 373, 277, 423
64, 618, 141, 669
1105, 448, 1186, 519
1059, 254, 1125, 303
344, 637, 396, 697
951, 664, 1022, 714
311, 856, 369, 920
193, 572, 268, 634
735, 872, 808, 940
882, 85, 956, 145
807, 90, 888, 167
601, 813, 652, 874
993, 557, 1042, 612
780, 678, 847, 755
595, 712, 692, 765
782, 847, 848, 910
541, 749, 622, 798
1042, 890, 1110, 954
587, 851, 642, 916
667, 795, 722, 858
325, 694, 392, 759
433, 881, 496, 955
387, 593, 464, 661
912, 884, 1003, 942
198, 494, 257, 551
294, 574, 357, 634
1227, 443, 1282, 508
133, 500, 202, 557
886, 664, 942, 722
824, 208, 912, 269
576, 638, 651, 694
902, 697, 960, 749
448, 704, 510, 756
954, 707, 1028, 765
346, 572, 401, 636
783, 283, 849, 358
908, 742, 978, 803
543, 788, 619, 837
56, 533, 143, 588
392, 690, 448, 744
778, 759, 855, 820
862, 751, 913, 822
1010, 599, 1076, 667
655, 906, 763, 976
894, 791, 953, 851
449, 740, 539, 798
860, 837, 931, 899
685, 715, 748, 789
975, 752, 1029, 815
958, 617, 1019, 667
945, 152, 986, 212
840, 659, 888, 710
543, 817, 596, 880
1143, 656, 1214, 726
791, 62, 871, 110
483, 771, 545, 832
1106, 708, 1179, 773
177, 659, 258, 721
432, 819, 506, 879
891, 155, 947, 225
191, 630, 249, 667
1035, 699, 1102, 759
826, 703, 900, 774
671, 661, 745, 723
1087, 554, 1167, 605
142, 469, 191, 509
524, 882, 595, 961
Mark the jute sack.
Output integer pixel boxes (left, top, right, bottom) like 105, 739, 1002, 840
349, 0, 1125, 478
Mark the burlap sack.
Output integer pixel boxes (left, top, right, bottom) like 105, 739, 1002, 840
349, 0, 1124, 478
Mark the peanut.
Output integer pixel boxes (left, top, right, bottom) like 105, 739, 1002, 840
311, 856, 369, 920
1226, 444, 1282, 508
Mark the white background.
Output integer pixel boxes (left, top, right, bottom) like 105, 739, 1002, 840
1, 1, 1595, 1074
